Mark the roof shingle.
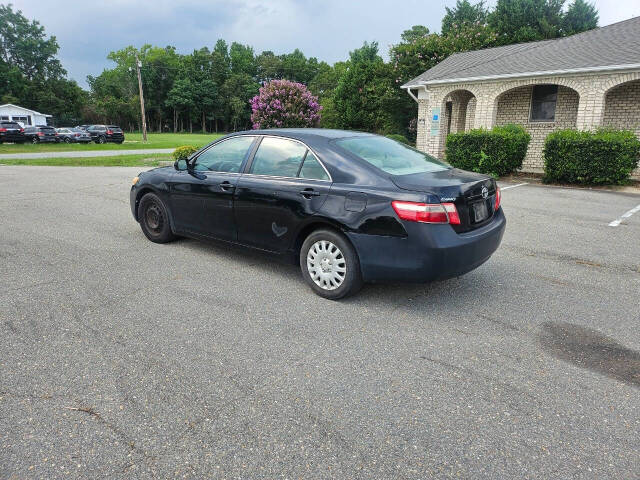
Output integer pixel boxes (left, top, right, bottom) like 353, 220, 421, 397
402, 16, 640, 88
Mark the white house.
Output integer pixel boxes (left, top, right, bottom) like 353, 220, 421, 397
0, 104, 51, 127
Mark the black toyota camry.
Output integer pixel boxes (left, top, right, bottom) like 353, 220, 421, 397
130, 129, 505, 299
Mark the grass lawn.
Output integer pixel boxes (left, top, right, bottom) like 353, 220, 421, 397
0, 153, 172, 167
0, 132, 223, 153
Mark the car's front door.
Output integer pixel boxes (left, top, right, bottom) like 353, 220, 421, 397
234, 136, 332, 253
169, 135, 256, 241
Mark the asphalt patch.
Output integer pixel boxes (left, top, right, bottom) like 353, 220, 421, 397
540, 321, 640, 387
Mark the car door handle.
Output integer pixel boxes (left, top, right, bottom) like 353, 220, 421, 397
219, 181, 235, 191
299, 188, 320, 198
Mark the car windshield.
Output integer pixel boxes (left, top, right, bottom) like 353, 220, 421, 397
335, 136, 450, 176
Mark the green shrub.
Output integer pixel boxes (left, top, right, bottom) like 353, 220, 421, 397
172, 145, 198, 161
543, 129, 640, 185
386, 134, 411, 145
445, 124, 531, 177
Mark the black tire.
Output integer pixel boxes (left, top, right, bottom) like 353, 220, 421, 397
116, 141, 124, 144
31, 137, 39, 144
96, 136, 106, 144
138, 193, 176, 243
64, 137, 71, 143
299, 228, 363, 300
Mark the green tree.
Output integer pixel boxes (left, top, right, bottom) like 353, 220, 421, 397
332, 42, 403, 134
562, 0, 598, 35
0, 4, 64, 80
401, 25, 430, 43
489, 0, 565, 43
441, 1, 489, 34
165, 78, 195, 132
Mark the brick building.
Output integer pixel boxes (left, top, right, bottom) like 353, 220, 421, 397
402, 17, 640, 178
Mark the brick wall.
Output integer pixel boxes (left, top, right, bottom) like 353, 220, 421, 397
603, 80, 640, 178
414, 70, 640, 178
603, 80, 640, 134
495, 85, 579, 171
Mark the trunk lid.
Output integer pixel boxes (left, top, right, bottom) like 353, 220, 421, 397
391, 168, 498, 233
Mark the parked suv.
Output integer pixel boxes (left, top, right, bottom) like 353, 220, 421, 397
56, 127, 92, 143
0, 121, 26, 144
86, 125, 125, 144
24, 126, 58, 143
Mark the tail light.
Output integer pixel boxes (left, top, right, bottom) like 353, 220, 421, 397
494, 186, 501, 211
37, 131, 44, 136
0, 128, 6, 132
106, 129, 113, 135
19, 128, 24, 132
75, 133, 80, 137
391, 201, 461, 225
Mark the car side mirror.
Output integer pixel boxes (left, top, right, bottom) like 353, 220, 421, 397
174, 159, 188, 171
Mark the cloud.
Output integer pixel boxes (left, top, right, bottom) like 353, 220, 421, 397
9, 0, 640, 88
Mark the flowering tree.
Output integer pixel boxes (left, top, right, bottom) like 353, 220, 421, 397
250, 79, 322, 129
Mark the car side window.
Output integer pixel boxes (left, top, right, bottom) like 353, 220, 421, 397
299, 152, 330, 181
250, 137, 307, 177
193, 136, 255, 173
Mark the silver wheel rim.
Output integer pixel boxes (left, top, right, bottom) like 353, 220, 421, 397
306, 240, 346, 291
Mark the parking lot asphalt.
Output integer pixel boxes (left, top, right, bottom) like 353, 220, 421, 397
1, 166, 639, 479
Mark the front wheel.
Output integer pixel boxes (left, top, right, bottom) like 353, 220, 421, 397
138, 192, 176, 243
300, 229, 363, 300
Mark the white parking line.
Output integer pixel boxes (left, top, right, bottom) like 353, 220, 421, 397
500, 182, 529, 190
608, 204, 640, 227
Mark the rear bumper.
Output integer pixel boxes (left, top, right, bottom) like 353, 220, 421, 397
347, 208, 506, 283
0, 133, 25, 142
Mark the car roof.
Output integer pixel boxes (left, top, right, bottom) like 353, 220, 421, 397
231, 128, 374, 142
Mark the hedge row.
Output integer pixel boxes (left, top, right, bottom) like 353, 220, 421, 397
445, 124, 531, 177
543, 129, 640, 185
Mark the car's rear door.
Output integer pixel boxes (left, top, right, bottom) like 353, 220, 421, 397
234, 136, 332, 253
169, 135, 256, 241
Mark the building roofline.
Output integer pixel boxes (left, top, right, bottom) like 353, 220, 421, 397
0, 103, 52, 117
401, 63, 640, 88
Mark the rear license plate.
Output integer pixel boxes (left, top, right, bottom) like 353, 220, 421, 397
471, 201, 488, 223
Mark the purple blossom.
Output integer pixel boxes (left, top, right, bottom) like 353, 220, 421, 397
250, 79, 322, 129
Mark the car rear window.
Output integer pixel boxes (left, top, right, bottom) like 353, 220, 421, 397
1, 122, 20, 127
335, 136, 450, 176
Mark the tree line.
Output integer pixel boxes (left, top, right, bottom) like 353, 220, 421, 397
1, 0, 599, 138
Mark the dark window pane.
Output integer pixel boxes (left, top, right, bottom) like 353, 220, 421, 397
299, 152, 330, 181
194, 136, 255, 172
335, 135, 449, 175
531, 85, 558, 121
251, 137, 307, 177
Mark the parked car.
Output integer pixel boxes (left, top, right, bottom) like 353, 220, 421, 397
23, 125, 58, 143
0, 121, 26, 144
55, 127, 92, 143
130, 129, 506, 299
86, 125, 124, 144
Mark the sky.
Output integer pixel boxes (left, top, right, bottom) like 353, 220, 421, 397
9, 0, 640, 88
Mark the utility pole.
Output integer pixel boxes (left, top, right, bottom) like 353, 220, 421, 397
135, 53, 148, 142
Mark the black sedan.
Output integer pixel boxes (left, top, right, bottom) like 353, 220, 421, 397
130, 129, 505, 299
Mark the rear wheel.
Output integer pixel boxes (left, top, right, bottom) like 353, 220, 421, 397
300, 229, 363, 300
64, 137, 71, 143
97, 136, 106, 144
138, 193, 176, 243
31, 137, 39, 144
